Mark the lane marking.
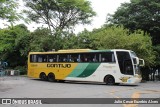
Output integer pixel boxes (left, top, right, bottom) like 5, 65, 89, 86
123, 90, 160, 107
123, 91, 140, 107
106, 88, 160, 107
107, 88, 135, 94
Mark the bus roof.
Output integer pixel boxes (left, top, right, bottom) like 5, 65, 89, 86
29, 49, 131, 54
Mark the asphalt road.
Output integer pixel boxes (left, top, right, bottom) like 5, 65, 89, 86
0, 76, 160, 107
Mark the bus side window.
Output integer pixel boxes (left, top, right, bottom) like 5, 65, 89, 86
63, 58, 67, 62
68, 55, 73, 62
92, 53, 100, 62
69, 54, 79, 62
37, 55, 43, 62
37, 55, 47, 62
80, 53, 88, 62
80, 53, 95, 62
84, 57, 87, 62
43, 58, 47, 62
101, 52, 115, 63
101, 57, 106, 62
79, 54, 84, 62
49, 59, 53, 62
92, 58, 96, 62
48, 54, 57, 62
58, 54, 68, 62
30, 55, 37, 62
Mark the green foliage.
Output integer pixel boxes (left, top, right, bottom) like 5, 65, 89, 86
29, 28, 63, 51
80, 26, 155, 66
23, 0, 96, 33
14, 66, 27, 75
0, 25, 64, 68
107, 0, 160, 45
62, 29, 94, 49
76, 29, 93, 48
153, 45, 160, 66
0, 24, 30, 67
62, 33, 79, 49
0, 0, 20, 22
60, 25, 155, 66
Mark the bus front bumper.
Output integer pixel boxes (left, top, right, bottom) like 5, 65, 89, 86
120, 76, 142, 85
127, 77, 142, 84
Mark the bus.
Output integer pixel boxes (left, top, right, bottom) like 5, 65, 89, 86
27, 49, 144, 85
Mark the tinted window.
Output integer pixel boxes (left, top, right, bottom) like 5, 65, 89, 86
30, 52, 115, 63
100, 52, 115, 62
116, 52, 133, 75
58, 54, 68, 62
30, 54, 47, 62
68, 54, 80, 62
30, 55, 37, 62
79, 52, 115, 63
48, 54, 57, 62
80, 53, 95, 62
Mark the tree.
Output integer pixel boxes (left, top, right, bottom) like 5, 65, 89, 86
87, 26, 155, 66
0, 24, 30, 67
107, 0, 160, 45
0, 0, 20, 22
62, 33, 79, 49
23, 0, 96, 34
153, 45, 160, 66
29, 28, 62, 51
76, 29, 93, 48
106, 0, 160, 77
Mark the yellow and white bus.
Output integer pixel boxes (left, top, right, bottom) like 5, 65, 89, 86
28, 49, 144, 85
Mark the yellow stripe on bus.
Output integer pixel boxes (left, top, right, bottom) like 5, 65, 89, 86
28, 63, 78, 79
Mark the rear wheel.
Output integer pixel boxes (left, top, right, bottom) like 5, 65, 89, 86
104, 75, 115, 85
40, 72, 47, 81
48, 73, 55, 82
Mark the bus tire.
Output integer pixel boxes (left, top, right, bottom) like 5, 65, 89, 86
40, 72, 47, 81
48, 73, 55, 82
104, 75, 115, 85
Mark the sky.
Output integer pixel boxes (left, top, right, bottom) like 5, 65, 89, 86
0, 0, 130, 34
74, 0, 130, 33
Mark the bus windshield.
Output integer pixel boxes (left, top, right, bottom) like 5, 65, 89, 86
116, 51, 134, 75
131, 51, 137, 58
131, 51, 141, 75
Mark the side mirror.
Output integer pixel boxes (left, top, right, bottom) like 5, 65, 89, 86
139, 59, 145, 66
133, 57, 139, 65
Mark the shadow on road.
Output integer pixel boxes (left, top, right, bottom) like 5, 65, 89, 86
31, 78, 138, 87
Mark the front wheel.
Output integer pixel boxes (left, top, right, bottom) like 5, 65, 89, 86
104, 76, 115, 85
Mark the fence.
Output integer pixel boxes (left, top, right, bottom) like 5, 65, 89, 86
0, 69, 20, 77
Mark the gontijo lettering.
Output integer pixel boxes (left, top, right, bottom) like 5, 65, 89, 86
47, 64, 71, 68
